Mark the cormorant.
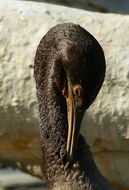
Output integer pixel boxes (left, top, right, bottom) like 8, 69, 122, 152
34, 23, 115, 190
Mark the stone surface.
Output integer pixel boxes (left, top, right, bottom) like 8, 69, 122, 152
0, 0, 129, 189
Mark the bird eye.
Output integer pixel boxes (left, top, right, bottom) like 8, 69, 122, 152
73, 85, 82, 97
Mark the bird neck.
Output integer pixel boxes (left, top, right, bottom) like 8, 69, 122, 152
38, 75, 67, 179
38, 80, 96, 189
36, 69, 112, 190
35, 58, 103, 189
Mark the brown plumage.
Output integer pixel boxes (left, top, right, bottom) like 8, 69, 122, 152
34, 23, 115, 190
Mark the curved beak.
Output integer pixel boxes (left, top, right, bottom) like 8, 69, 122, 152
63, 78, 83, 162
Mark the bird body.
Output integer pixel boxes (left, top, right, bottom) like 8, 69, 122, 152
34, 23, 115, 190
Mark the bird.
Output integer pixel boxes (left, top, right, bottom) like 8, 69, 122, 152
34, 23, 115, 190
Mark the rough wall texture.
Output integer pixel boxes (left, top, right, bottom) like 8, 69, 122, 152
0, 1, 129, 189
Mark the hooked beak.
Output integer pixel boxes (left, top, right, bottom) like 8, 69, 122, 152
62, 78, 83, 162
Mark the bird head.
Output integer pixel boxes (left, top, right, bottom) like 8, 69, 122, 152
55, 37, 105, 162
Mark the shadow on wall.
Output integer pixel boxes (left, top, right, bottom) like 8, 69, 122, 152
22, 0, 129, 14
